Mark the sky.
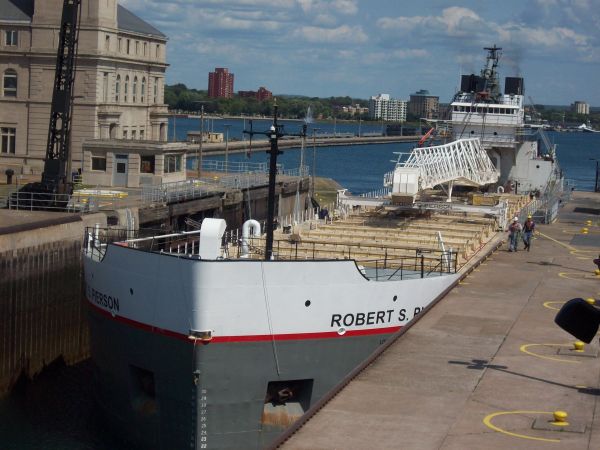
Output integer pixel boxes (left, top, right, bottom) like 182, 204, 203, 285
120, 0, 600, 105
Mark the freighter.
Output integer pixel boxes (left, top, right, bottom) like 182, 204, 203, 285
448, 45, 563, 199
83, 219, 459, 449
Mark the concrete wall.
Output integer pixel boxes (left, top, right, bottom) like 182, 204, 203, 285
0, 212, 107, 395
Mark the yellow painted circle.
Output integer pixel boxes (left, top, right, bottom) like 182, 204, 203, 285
570, 249, 599, 256
558, 272, 599, 280
520, 343, 581, 364
483, 411, 560, 443
542, 301, 564, 311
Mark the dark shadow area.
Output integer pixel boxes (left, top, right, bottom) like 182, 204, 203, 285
448, 359, 600, 396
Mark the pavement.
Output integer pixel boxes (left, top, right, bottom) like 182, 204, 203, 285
277, 190, 600, 450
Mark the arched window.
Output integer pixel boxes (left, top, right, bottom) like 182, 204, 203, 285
3, 69, 17, 97
141, 77, 146, 103
115, 75, 120, 102
124, 75, 129, 102
133, 76, 138, 103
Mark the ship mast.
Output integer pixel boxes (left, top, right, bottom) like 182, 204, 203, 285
480, 45, 502, 102
243, 101, 306, 260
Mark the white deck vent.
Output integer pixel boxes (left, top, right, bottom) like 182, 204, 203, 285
199, 218, 227, 259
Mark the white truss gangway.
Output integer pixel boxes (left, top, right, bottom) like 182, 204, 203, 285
384, 138, 499, 202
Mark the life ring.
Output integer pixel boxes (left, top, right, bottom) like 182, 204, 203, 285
497, 186, 505, 193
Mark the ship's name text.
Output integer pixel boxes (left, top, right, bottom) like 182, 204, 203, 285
330, 307, 421, 328
90, 287, 120, 312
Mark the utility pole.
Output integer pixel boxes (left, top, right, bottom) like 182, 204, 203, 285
223, 124, 231, 174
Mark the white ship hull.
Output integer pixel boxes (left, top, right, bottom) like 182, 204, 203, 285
84, 237, 458, 448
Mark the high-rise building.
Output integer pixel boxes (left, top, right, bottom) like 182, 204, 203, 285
369, 94, 407, 122
0, 0, 169, 175
409, 89, 439, 119
208, 68, 234, 98
571, 101, 590, 115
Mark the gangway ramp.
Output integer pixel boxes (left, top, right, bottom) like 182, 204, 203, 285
386, 138, 499, 202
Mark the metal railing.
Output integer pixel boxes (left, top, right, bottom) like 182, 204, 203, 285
141, 166, 310, 205
84, 225, 458, 279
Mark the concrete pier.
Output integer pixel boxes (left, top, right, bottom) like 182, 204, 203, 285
275, 191, 600, 450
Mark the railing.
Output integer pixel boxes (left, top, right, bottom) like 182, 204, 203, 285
84, 225, 458, 279
141, 166, 310, 205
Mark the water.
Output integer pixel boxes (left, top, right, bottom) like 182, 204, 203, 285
1, 125, 599, 449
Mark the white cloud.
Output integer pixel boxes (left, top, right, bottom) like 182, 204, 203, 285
292, 25, 368, 43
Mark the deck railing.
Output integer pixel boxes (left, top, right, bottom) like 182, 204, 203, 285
83, 226, 458, 278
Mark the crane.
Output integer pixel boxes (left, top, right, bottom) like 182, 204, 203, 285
15, 0, 81, 208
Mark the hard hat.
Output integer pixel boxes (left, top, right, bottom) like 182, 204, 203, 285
527, 215, 532, 219
513, 217, 518, 222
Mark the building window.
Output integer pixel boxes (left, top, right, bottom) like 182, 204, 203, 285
1, 128, 16, 154
140, 155, 154, 173
105, 34, 110, 51
164, 155, 181, 173
133, 76, 138, 103
91, 155, 107, 171
123, 129, 128, 139
3, 69, 17, 97
124, 75, 129, 102
143, 42, 147, 56
132, 130, 137, 140
140, 129, 145, 140
118, 37, 122, 52
5, 30, 18, 46
115, 74, 120, 102
102, 72, 109, 102
127, 39, 130, 54
153, 77, 158, 104
141, 77, 146, 103
135, 41, 139, 54
156, 44, 160, 58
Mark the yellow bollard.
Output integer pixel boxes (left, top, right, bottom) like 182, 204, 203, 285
551, 411, 569, 426
596, 269, 600, 276
586, 220, 592, 226
573, 341, 585, 352
582, 227, 589, 234
586, 298, 596, 305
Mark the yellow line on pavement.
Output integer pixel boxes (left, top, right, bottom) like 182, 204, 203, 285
483, 411, 560, 443
520, 343, 581, 364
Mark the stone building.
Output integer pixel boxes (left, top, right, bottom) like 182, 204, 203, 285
0, 0, 169, 177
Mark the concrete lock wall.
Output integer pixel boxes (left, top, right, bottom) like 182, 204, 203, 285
0, 213, 107, 395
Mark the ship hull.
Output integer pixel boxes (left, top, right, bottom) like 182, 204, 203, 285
84, 246, 458, 449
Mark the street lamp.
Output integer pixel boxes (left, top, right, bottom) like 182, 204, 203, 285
192, 101, 211, 179
590, 158, 599, 192
311, 128, 320, 198
223, 123, 231, 174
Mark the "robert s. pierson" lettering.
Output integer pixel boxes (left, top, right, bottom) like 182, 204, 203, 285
90, 287, 120, 312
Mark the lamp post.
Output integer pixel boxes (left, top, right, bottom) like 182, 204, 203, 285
192, 101, 212, 179
590, 158, 599, 192
223, 123, 231, 174
311, 128, 320, 198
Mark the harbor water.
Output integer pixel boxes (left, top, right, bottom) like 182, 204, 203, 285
0, 120, 599, 449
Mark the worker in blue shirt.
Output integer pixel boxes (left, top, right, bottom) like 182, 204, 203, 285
522, 215, 535, 251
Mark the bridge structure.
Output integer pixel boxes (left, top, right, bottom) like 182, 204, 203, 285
385, 138, 499, 202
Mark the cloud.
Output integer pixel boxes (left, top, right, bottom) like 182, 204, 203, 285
292, 25, 368, 43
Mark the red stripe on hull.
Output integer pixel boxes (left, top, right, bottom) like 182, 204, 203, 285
87, 302, 402, 343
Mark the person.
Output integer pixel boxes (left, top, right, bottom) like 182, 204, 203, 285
508, 217, 522, 252
522, 215, 535, 251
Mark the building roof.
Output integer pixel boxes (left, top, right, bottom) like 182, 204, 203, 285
0, 2, 165, 39
0, 0, 34, 22
117, 5, 165, 38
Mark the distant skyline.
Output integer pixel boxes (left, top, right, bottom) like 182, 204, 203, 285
121, 0, 600, 105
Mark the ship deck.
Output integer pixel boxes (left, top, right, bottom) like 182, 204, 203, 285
274, 190, 600, 450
